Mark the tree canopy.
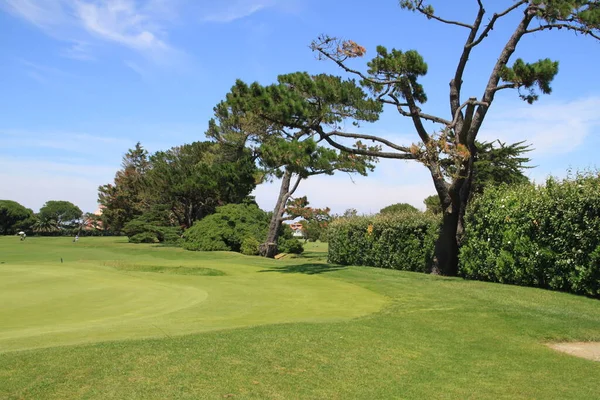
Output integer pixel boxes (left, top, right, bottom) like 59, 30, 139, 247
210, 72, 382, 257
98, 142, 150, 233
0, 200, 33, 235
146, 141, 257, 229
38, 200, 83, 234
98, 141, 257, 236
380, 203, 420, 215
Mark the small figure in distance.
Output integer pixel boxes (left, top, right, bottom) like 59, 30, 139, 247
73, 234, 79, 243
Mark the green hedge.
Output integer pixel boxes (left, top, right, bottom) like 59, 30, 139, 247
460, 172, 600, 297
327, 212, 439, 272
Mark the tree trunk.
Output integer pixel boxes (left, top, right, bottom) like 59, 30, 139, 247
259, 170, 292, 258
431, 201, 460, 276
430, 154, 476, 276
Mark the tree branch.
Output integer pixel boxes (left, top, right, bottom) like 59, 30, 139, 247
468, 6, 536, 145
413, 1, 474, 29
468, 1, 529, 48
312, 41, 404, 87
389, 92, 432, 145
449, 0, 486, 131
285, 174, 303, 198
380, 97, 452, 125
318, 127, 415, 160
328, 130, 412, 153
525, 23, 600, 41
493, 83, 519, 92
450, 98, 489, 130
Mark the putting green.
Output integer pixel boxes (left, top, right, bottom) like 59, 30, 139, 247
0, 237, 387, 352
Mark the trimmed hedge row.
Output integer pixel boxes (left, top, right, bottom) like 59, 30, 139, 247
327, 211, 439, 272
459, 172, 600, 297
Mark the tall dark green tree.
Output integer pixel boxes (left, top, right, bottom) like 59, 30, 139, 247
145, 141, 257, 229
472, 140, 532, 194
311, 1, 599, 275
0, 200, 33, 235
211, 72, 381, 257
98, 142, 150, 233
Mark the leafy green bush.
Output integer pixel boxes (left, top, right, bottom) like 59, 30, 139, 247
123, 216, 181, 245
379, 202, 420, 215
279, 238, 304, 254
328, 211, 439, 272
129, 232, 159, 244
183, 203, 269, 252
241, 236, 260, 256
460, 172, 600, 297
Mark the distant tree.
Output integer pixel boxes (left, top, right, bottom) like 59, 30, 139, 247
82, 212, 104, 235
32, 214, 60, 234
423, 195, 443, 215
38, 201, 82, 234
311, 1, 598, 275
285, 198, 332, 242
342, 208, 359, 218
380, 203, 420, 215
471, 140, 532, 194
0, 200, 33, 235
212, 72, 381, 257
98, 142, 150, 233
123, 205, 181, 244
145, 141, 257, 229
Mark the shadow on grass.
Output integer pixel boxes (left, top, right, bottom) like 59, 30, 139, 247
259, 263, 347, 275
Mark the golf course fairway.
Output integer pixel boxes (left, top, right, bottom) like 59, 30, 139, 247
0, 237, 387, 352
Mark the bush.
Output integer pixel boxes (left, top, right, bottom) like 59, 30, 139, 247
279, 238, 304, 254
241, 236, 260, 256
459, 172, 600, 298
328, 211, 439, 272
123, 216, 181, 245
183, 203, 269, 252
379, 202, 420, 215
129, 232, 159, 243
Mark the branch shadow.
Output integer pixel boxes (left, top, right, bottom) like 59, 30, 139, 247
259, 263, 347, 275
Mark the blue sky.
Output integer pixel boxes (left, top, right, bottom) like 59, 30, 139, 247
1, 0, 599, 215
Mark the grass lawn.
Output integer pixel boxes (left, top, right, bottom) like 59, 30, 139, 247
0, 237, 599, 399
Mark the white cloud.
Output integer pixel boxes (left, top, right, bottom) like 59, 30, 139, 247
1, 0, 182, 65
480, 96, 600, 157
202, 0, 275, 22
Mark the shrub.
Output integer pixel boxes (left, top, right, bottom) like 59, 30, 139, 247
129, 232, 159, 244
183, 203, 269, 252
279, 238, 304, 254
379, 202, 420, 215
459, 171, 600, 297
328, 211, 439, 272
123, 217, 181, 245
241, 236, 260, 256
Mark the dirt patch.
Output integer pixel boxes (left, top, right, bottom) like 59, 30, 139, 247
547, 342, 600, 362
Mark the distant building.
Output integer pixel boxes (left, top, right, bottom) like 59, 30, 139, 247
289, 222, 304, 238
83, 206, 104, 231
